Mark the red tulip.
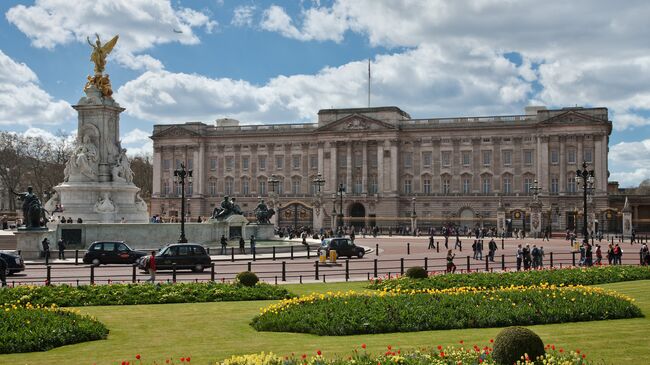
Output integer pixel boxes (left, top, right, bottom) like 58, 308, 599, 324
135, 354, 141, 360
316, 350, 321, 356
361, 343, 366, 349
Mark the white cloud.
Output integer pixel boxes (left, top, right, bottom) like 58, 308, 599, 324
0, 49, 74, 126
115, 43, 530, 125
5, 0, 217, 71
609, 139, 650, 187
260, 5, 305, 41
232, 5, 256, 27
121, 128, 150, 144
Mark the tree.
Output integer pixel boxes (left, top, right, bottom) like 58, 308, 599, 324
130, 154, 153, 199
0, 132, 29, 211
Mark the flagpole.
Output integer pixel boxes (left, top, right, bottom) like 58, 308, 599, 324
367, 59, 371, 107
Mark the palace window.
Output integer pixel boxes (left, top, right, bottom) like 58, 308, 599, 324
187, 182, 193, 197
551, 177, 559, 193
567, 149, 576, 164
441, 177, 450, 194
187, 159, 193, 170
258, 156, 267, 170
423, 178, 431, 194
482, 176, 491, 194
354, 151, 363, 167
403, 179, 412, 194
242, 178, 250, 195
524, 177, 534, 193
225, 156, 234, 170
584, 148, 593, 163
163, 180, 170, 195
403, 152, 413, 168
209, 158, 217, 171
258, 179, 267, 195
242, 156, 250, 171
275, 155, 284, 170
462, 177, 471, 194
354, 178, 363, 194
292, 178, 301, 195
502, 176, 512, 193
502, 150, 512, 166
482, 150, 492, 166
462, 151, 471, 166
567, 175, 577, 193
163, 159, 171, 170
309, 154, 318, 170
175, 182, 182, 196
441, 151, 451, 167
225, 178, 233, 195
422, 151, 432, 167
292, 155, 301, 170
369, 176, 378, 194
550, 149, 559, 164
524, 150, 533, 165
208, 179, 217, 196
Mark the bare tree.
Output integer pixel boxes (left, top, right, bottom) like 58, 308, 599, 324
0, 132, 29, 210
130, 154, 153, 199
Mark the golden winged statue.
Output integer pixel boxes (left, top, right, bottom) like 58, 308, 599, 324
87, 34, 118, 75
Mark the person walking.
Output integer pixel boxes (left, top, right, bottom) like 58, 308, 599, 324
516, 244, 523, 271
0, 255, 7, 287
57, 238, 66, 260
446, 250, 456, 273
531, 245, 540, 269
220, 235, 228, 255
477, 239, 483, 261
523, 244, 532, 270
146, 250, 156, 283
488, 238, 497, 262
613, 243, 623, 265
428, 235, 435, 250
543, 228, 550, 242
595, 244, 603, 266
42, 238, 50, 262
250, 235, 256, 256
239, 236, 246, 254
607, 243, 614, 265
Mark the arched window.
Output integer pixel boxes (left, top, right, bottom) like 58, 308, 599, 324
208, 178, 217, 197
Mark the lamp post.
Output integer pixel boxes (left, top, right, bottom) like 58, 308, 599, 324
575, 161, 595, 245
411, 197, 417, 236
337, 183, 345, 235
312, 173, 325, 194
174, 163, 192, 243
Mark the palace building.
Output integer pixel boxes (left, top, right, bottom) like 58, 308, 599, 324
150, 105, 628, 234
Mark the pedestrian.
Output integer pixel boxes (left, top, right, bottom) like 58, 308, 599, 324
543, 228, 550, 241
539, 246, 545, 268
220, 235, 228, 255
446, 250, 456, 273
531, 245, 540, 269
239, 236, 246, 254
444, 234, 449, 249
631, 228, 636, 244
57, 238, 66, 260
250, 235, 256, 256
585, 243, 593, 267
42, 238, 50, 262
146, 250, 156, 283
477, 239, 483, 261
428, 235, 435, 250
488, 238, 497, 262
0, 255, 7, 287
595, 244, 603, 266
607, 243, 614, 265
516, 244, 523, 271
613, 243, 623, 265
472, 240, 478, 259
523, 244, 532, 270
350, 230, 355, 243
454, 234, 462, 250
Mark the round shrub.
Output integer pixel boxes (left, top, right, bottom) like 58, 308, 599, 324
405, 266, 428, 279
492, 326, 545, 365
236, 271, 259, 287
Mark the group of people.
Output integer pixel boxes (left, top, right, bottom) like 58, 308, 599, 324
39, 238, 68, 261
515, 244, 546, 270
52, 216, 83, 224
220, 234, 257, 255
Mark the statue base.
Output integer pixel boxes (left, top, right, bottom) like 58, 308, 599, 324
245, 223, 275, 241
14, 229, 56, 259
50, 181, 148, 223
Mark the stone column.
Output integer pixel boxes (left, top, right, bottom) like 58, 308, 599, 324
390, 140, 398, 193
196, 142, 205, 196
377, 142, 384, 193
361, 141, 368, 193
558, 136, 567, 193
346, 142, 353, 191
330, 143, 338, 193
539, 135, 549, 190
577, 136, 583, 164
529, 200, 543, 238
497, 199, 506, 236
622, 197, 632, 239
601, 134, 608, 192
152, 146, 162, 197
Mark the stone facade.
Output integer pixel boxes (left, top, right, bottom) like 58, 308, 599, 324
151, 106, 617, 234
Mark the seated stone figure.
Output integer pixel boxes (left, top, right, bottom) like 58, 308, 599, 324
212, 196, 243, 220
254, 198, 275, 224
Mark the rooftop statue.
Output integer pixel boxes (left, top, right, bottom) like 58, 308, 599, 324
87, 34, 119, 75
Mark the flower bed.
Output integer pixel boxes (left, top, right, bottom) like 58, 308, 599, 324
251, 285, 642, 335
368, 266, 650, 292
0, 301, 108, 353
216, 343, 589, 365
0, 282, 293, 307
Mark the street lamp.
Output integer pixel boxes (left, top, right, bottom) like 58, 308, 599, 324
575, 161, 595, 245
312, 173, 325, 194
337, 183, 345, 235
173, 163, 192, 243
530, 179, 542, 202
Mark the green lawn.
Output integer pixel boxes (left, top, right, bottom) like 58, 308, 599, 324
2, 280, 649, 365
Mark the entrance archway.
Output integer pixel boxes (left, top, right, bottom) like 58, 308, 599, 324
349, 202, 366, 230
278, 202, 313, 228
459, 208, 475, 229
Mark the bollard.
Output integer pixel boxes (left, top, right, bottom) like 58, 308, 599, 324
424, 257, 428, 271
345, 259, 349, 281
291, 246, 294, 260
90, 265, 95, 285
210, 263, 215, 282
550, 252, 554, 268
273, 246, 276, 260
373, 258, 378, 278
400, 258, 404, 275
75, 250, 79, 265
172, 264, 177, 283
376, 243, 379, 256
323, 274, 326, 283
307, 245, 310, 259
501, 254, 505, 271
314, 260, 319, 280
407, 242, 410, 255
300, 275, 303, 284
132, 265, 136, 283
275, 276, 278, 285
247, 262, 252, 272
436, 242, 439, 253
231, 247, 235, 262
466, 256, 470, 272
485, 256, 489, 272
45, 252, 49, 266
572, 251, 576, 266
253, 249, 256, 261
282, 261, 286, 281
501, 238, 504, 250
46, 265, 51, 286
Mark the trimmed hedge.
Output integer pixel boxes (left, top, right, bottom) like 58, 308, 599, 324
0, 282, 293, 307
251, 285, 642, 335
368, 266, 650, 291
492, 326, 544, 365
0, 302, 108, 353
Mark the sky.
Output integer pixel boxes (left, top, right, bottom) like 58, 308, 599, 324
0, 0, 649, 188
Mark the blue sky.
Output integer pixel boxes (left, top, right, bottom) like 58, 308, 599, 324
1, 0, 649, 187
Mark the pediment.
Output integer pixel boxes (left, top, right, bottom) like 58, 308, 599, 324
539, 110, 605, 125
152, 126, 201, 138
315, 113, 397, 132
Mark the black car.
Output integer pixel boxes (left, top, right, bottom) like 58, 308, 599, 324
320, 238, 365, 259
137, 243, 211, 272
83, 241, 147, 266
0, 251, 25, 275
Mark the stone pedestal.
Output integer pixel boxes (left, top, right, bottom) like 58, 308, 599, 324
244, 224, 275, 241
54, 182, 148, 223
622, 196, 633, 239
15, 229, 56, 259
529, 201, 543, 238
496, 198, 506, 236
